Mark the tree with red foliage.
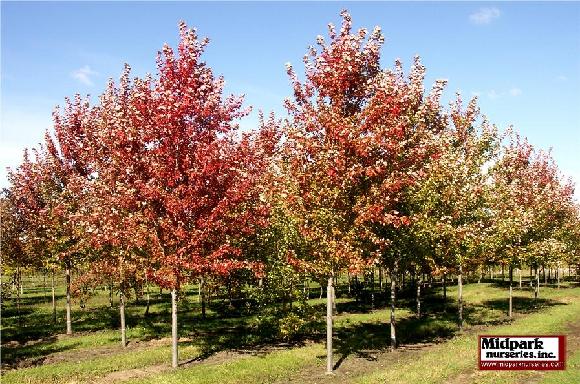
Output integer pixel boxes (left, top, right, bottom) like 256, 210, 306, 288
89, 23, 277, 367
283, 11, 449, 372
7, 132, 89, 335
489, 133, 576, 310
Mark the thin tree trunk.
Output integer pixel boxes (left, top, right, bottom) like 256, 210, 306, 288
51, 271, 57, 323
43, 273, 47, 302
390, 264, 397, 349
519, 268, 522, 288
543, 266, 547, 286
370, 268, 375, 310
332, 282, 337, 315
509, 265, 513, 318
458, 264, 463, 331
145, 274, 150, 316
534, 267, 539, 300
66, 267, 72, 335
120, 291, 127, 347
171, 288, 178, 368
200, 278, 206, 319
557, 267, 560, 289
416, 274, 421, 317
326, 276, 334, 374
16, 267, 21, 324
379, 267, 383, 292
109, 282, 114, 308
443, 273, 447, 304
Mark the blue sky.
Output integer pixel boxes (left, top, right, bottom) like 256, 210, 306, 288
2, 1, 579, 198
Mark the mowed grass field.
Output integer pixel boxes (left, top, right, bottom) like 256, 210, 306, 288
1, 275, 579, 384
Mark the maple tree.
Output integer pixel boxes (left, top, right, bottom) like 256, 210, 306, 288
282, 10, 454, 370
83, 22, 276, 366
408, 94, 499, 328
489, 133, 576, 309
7, 136, 87, 334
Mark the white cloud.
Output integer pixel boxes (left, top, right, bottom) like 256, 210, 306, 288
509, 88, 522, 97
71, 65, 98, 86
487, 89, 501, 100
482, 87, 522, 100
469, 7, 501, 25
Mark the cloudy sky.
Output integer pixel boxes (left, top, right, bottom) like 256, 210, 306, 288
2, 2, 579, 198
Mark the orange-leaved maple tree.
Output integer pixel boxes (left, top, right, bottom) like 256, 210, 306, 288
282, 11, 449, 372
96, 22, 277, 367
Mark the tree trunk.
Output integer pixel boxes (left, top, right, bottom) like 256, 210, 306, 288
326, 276, 334, 374
16, 267, 21, 324
51, 271, 57, 323
332, 283, 337, 315
145, 274, 150, 316
371, 268, 376, 309
543, 266, 547, 286
43, 273, 48, 302
458, 264, 463, 331
347, 273, 351, 295
66, 267, 72, 335
379, 267, 383, 292
171, 288, 178, 368
120, 292, 127, 346
390, 265, 397, 349
557, 267, 560, 289
109, 282, 114, 308
200, 278, 206, 319
416, 274, 421, 317
443, 273, 447, 304
519, 268, 522, 288
534, 267, 539, 300
508, 265, 513, 318
501, 264, 505, 281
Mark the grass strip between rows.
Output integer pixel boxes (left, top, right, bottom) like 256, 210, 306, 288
355, 292, 580, 384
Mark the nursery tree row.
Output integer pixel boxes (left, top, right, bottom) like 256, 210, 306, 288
2, 11, 579, 373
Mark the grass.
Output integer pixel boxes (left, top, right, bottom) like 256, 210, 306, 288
1, 343, 200, 384
128, 344, 323, 384
1, 274, 579, 384
355, 286, 580, 384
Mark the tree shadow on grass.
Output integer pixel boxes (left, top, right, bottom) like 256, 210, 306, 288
332, 310, 457, 369
1, 337, 82, 369
330, 289, 568, 370
479, 296, 564, 315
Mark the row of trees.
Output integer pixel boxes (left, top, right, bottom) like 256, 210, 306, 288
2, 11, 579, 373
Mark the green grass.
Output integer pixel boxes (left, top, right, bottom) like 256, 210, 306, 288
539, 349, 580, 384
355, 287, 580, 384
2, 275, 578, 384
128, 344, 323, 384
1, 343, 200, 384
